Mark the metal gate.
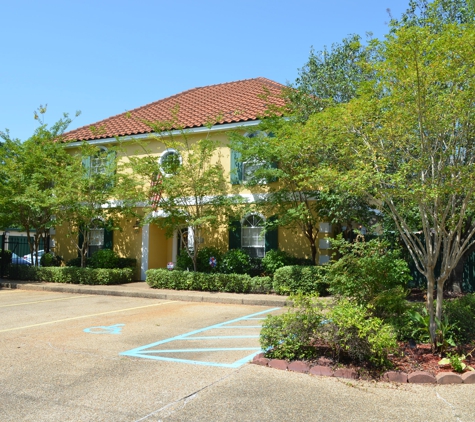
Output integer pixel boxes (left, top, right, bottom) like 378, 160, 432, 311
0, 233, 47, 278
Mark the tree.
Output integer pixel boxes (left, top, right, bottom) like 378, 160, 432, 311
283, 34, 374, 121
313, 4, 475, 347
229, 125, 374, 264
229, 35, 376, 264
391, 0, 475, 294
0, 106, 80, 264
58, 141, 135, 268
127, 121, 244, 272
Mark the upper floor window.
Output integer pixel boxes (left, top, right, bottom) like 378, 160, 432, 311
230, 131, 276, 185
82, 146, 115, 180
91, 147, 108, 175
159, 149, 182, 176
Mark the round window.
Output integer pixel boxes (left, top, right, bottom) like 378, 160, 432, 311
159, 149, 182, 175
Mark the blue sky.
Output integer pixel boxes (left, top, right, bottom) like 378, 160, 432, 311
1, 0, 409, 141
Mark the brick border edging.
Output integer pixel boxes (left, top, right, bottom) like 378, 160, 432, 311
251, 354, 475, 384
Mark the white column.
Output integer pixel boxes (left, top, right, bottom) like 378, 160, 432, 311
140, 224, 150, 281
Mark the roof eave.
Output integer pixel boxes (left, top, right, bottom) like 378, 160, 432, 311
63, 119, 262, 148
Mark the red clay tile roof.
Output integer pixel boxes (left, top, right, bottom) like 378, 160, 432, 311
63, 77, 285, 142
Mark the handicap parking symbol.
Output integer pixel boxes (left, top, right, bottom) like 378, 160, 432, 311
84, 324, 125, 335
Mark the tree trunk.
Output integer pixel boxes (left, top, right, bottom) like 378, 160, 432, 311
426, 270, 436, 349
310, 242, 317, 265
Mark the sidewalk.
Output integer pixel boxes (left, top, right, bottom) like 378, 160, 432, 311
0, 280, 291, 307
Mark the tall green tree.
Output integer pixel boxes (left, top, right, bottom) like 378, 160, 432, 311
0, 107, 79, 264
284, 34, 374, 121
314, 4, 475, 347
230, 35, 375, 263
58, 141, 136, 268
128, 121, 244, 271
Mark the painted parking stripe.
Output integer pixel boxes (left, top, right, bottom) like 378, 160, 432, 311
120, 307, 279, 368
0, 301, 177, 333
0, 295, 91, 308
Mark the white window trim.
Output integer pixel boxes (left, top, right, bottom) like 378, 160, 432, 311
241, 213, 266, 258
90, 146, 108, 175
159, 148, 182, 177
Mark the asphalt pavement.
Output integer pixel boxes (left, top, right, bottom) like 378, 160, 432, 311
1, 282, 474, 421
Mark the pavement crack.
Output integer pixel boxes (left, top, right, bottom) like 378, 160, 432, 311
436, 391, 462, 422
134, 370, 238, 422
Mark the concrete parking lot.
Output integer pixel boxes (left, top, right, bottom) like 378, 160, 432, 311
2, 288, 475, 421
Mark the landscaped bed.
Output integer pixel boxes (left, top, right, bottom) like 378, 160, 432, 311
258, 281, 475, 384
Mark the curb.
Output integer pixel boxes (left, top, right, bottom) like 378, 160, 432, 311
0, 281, 291, 307
251, 354, 474, 384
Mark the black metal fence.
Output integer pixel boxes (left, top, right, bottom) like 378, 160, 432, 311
0, 234, 47, 278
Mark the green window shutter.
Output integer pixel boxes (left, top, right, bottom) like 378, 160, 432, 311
106, 150, 116, 188
230, 149, 242, 185
265, 216, 278, 252
103, 228, 113, 250
229, 220, 241, 250
82, 156, 91, 178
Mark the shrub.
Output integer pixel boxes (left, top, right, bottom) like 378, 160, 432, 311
219, 249, 252, 274
8, 265, 38, 281
117, 257, 137, 269
0, 249, 12, 266
261, 249, 295, 276
175, 247, 223, 273
145, 268, 272, 294
40, 252, 63, 267
273, 265, 329, 296
260, 296, 397, 367
66, 253, 136, 269
8, 265, 133, 285
260, 295, 324, 360
326, 236, 411, 317
444, 294, 475, 344
323, 299, 398, 367
89, 249, 119, 269
66, 257, 84, 267
249, 276, 273, 293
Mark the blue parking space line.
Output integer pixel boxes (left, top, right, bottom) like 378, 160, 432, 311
178, 335, 260, 340
139, 347, 260, 353
127, 355, 257, 369
218, 326, 262, 329
233, 351, 264, 367
120, 307, 279, 367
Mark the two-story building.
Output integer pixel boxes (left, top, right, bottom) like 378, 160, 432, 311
55, 77, 332, 279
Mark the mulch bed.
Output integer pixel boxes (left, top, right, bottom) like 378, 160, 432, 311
294, 341, 475, 381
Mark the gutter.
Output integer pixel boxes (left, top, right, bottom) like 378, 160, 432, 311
64, 120, 262, 148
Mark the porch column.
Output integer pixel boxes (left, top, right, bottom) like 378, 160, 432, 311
140, 224, 150, 281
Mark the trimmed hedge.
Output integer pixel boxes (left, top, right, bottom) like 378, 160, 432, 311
146, 268, 273, 294
273, 265, 329, 296
8, 266, 133, 285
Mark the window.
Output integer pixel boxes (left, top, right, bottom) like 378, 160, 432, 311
241, 214, 266, 258
91, 147, 108, 175
78, 219, 113, 257
82, 147, 116, 186
230, 131, 276, 185
242, 160, 265, 183
88, 224, 104, 256
159, 149, 182, 176
229, 215, 278, 257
